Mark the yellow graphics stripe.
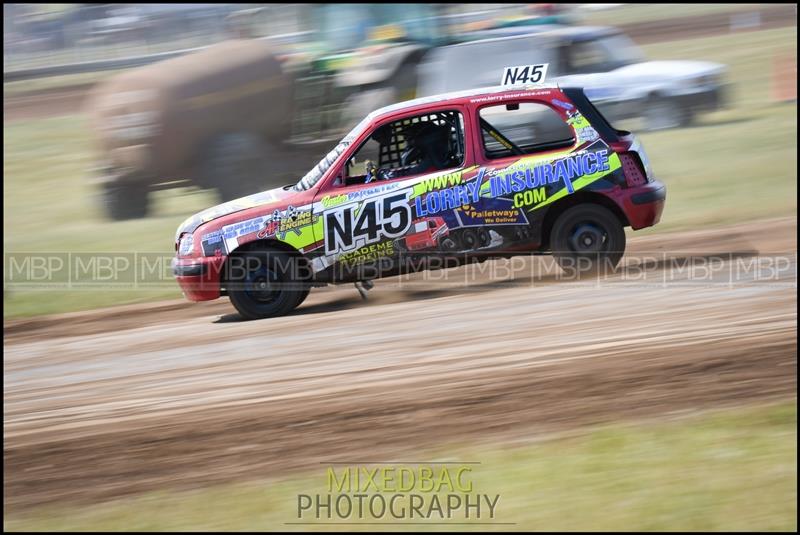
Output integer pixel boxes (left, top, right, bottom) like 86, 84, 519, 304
528, 152, 622, 212
411, 165, 479, 198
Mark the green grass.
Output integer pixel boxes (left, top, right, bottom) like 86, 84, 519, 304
4, 401, 796, 531
631, 26, 798, 233
3, 27, 797, 318
3, 115, 218, 316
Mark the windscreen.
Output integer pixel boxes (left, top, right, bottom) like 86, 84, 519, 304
294, 114, 373, 191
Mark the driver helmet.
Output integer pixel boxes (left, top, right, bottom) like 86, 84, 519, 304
402, 122, 453, 169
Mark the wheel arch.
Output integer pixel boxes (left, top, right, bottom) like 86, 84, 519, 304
220, 238, 313, 292
538, 191, 629, 250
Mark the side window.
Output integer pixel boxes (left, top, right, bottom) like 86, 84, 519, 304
343, 110, 465, 186
479, 102, 574, 160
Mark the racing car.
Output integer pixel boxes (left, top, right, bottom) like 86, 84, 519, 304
173, 83, 666, 319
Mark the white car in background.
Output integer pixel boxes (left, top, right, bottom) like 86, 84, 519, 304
418, 25, 728, 130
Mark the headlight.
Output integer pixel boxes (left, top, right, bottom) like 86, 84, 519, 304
178, 233, 194, 257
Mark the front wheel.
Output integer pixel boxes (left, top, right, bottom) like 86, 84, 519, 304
226, 250, 309, 320
550, 204, 626, 277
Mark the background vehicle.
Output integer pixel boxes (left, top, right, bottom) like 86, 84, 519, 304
417, 24, 728, 131
86, 4, 574, 220
86, 39, 314, 220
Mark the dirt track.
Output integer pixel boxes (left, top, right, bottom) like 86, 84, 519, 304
3, 218, 797, 511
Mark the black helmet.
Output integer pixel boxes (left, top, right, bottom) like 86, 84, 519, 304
402, 122, 452, 169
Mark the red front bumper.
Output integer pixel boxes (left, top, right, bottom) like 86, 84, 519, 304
172, 256, 226, 301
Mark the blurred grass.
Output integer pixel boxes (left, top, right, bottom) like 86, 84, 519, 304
2, 114, 220, 317
630, 25, 797, 234
3, 26, 797, 318
4, 401, 796, 531
3, 70, 117, 96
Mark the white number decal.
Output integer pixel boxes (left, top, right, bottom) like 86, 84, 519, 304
324, 192, 411, 254
501, 64, 549, 86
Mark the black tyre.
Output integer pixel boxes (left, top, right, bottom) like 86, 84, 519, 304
202, 132, 268, 202
101, 181, 149, 220
461, 229, 479, 250
550, 204, 626, 277
226, 249, 309, 320
295, 286, 311, 309
476, 228, 491, 247
439, 234, 460, 251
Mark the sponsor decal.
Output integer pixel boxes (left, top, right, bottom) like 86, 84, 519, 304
200, 230, 225, 256
414, 169, 485, 218
513, 187, 548, 208
321, 194, 349, 208
489, 149, 610, 198
222, 216, 269, 240
469, 89, 552, 104
457, 206, 527, 225
321, 183, 402, 209
577, 126, 599, 143
257, 206, 318, 240
551, 98, 574, 110
201, 230, 223, 244
338, 240, 395, 266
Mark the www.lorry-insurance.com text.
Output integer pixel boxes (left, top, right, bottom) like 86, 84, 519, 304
296, 465, 501, 521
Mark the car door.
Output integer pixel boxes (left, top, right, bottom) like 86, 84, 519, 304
471, 95, 589, 248
311, 106, 475, 281
474, 91, 625, 250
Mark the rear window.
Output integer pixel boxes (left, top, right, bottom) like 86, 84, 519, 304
479, 102, 574, 160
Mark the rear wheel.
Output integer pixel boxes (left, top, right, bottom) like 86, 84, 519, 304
550, 204, 626, 276
226, 249, 309, 320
